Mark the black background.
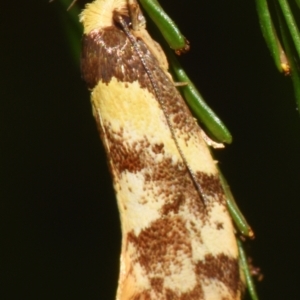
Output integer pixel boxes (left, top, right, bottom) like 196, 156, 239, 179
1, 0, 300, 299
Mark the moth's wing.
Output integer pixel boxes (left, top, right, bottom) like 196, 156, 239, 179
82, 20, 243, 300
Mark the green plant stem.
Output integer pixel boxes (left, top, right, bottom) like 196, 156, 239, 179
139, 0, 188, 52
276, 2, 300, 110
168, 50, 232, 144
237, 239, 259, 300
219, 172, 253, 237
278, 0, 300, 58
256, 0, 287, 72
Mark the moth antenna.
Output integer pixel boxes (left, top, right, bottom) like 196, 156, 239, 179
49, 0, 78, 11
67, 0, 78, 10
113, 10, 208, 205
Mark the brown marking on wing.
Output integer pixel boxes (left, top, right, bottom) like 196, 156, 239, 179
102, 125, 224, 221
127, 217, 205, 299
127, 217, 192, 274
149, 277, 164, 293
164, 284, 204, 300
81, 26, 156, 91
196, 253, 242, 297
216, 221, 224, 230
151, 143, 165, 154
196, 172, 224, 200
132, 284, 204, 300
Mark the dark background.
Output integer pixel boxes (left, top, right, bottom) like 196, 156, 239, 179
1, 0, 299, 299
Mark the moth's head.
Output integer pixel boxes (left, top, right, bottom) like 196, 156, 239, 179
80, 0, 129, 34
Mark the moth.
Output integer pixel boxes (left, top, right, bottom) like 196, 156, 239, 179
80, 0, 245, 299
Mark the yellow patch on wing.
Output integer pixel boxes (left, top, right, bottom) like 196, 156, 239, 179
92, 78, 217, 175
92, 79, 179, 157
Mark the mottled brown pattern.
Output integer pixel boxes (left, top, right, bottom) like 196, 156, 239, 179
129, 282, 205, 300
161, 194, 185, 215
165, 284, 204, 300
150, 277, 164, 293
196, 172, 225, 203
103, 124, 215, 219
196, 254, 242, 297
81, 26, 155, 91
104, 126, 146, 174
127, 217, 192, 274
127, 217, 205, 299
